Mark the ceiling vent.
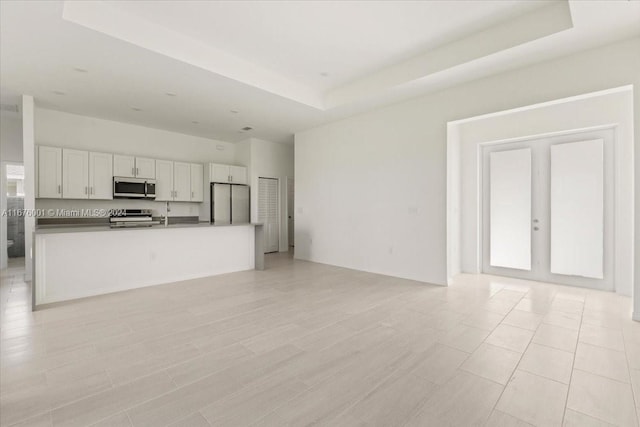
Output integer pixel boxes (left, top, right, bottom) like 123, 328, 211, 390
241, 126, 253, 131
0, 104, 20, 113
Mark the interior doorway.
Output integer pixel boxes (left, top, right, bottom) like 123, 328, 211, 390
258, 177, 279, 253
2, 163, 25, 268
481, 128, 614, 291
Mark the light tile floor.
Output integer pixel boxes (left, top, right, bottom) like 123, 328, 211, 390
1, 254, 639, 426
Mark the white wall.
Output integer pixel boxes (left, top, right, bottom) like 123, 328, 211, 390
450, 88, 633, 296
0, 114, 23, 269
295, 37, 640, 295
242, 138, 294, 252
34, 108, 237, 218
22, 96, 35, 281
1, 114, 23, 162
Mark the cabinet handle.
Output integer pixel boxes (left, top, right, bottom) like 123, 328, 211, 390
136, 167, 139, 176
84, 186, 87, 195
191, 191, 194, 198
58, 185, 61, 194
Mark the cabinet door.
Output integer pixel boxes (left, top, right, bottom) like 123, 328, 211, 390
173, 162, 191, 202
135, 157, 156, 179
230, 165, 247, 184
89, 152, 113, 200
155, 160, 174, 201
190, 163, 204, 202
210, 163, 230, 183
113, 155, 135, 178
62, 148, 89, 199
37, 146, 62, 198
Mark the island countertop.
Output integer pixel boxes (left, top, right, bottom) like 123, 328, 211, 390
35, 222, 263, 235
33, 222, 265, 308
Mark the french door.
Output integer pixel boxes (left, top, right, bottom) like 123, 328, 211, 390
482, 128, 614, 291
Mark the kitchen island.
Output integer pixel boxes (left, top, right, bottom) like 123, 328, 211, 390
33, 223, 264, 308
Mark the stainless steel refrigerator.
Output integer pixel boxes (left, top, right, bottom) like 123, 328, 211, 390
210, 183, 250, 224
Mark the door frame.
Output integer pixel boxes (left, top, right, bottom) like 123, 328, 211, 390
480, 128, 615, 291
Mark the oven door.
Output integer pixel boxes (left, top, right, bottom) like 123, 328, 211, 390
113, 178, 147, 198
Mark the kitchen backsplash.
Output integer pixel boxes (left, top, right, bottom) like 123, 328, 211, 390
35, 199, 202, 218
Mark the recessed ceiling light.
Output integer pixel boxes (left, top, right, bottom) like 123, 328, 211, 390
131, 107, 142, 111
241, 126, 253, 131
52, 90, 66, 95
73, 67, 88, 73
165, 92, 177, 97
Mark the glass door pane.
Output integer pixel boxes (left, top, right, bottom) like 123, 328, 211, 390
489, 148, 532, 270
550, 139, 604, 278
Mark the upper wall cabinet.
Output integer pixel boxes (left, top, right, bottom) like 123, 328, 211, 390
190, 163, 204, 202
62, 149, 89, 199
156, 161, 203, 202
37, 146, 62, 198
61, 149, 113, 200
210, 163, 247, 185
113, 155, 155, 179
173, 162, 191, 202
155, 160, 174, 202
89, 152, 114, 200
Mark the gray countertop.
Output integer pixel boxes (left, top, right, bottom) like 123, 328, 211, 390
35, 222, 262, 235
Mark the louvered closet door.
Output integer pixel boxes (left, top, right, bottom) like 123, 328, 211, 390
258, 177, 279, 253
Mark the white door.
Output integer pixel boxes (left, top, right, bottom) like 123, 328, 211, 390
37, 146, 62, 198
258, 177, 279, 253
113, 155, 136, 178
211, 164, 230, 183
89, 152, 113, 199
155, 160, 174, 201
482, 129, 614, 290
287, 177, 294, 248
62, 148, 89, 199
230, 165, 247, 184
135, 157, 156, 179
190, 163, 204, 202
173, 162, 191, 202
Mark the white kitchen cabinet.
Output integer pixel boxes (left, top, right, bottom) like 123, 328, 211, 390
229, 165, 247, 184
37, 146, 62, 198
113, 155, 155, 179
89, 152, 113, 200
209, 163, 247, 184
135, 157, 155, 179
210, 163, 230, 183
173, 162, 191, 202
113, 155, 136, 178
155, 160, 174, 201
190, 163, 204, 202
62, 149, 89, 199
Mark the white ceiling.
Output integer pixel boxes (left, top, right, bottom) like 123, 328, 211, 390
1, 1, 639, 144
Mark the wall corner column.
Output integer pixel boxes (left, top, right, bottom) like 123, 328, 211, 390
22, 95, 35, 282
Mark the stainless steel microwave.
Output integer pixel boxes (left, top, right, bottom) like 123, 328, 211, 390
113, 177, 156, 199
